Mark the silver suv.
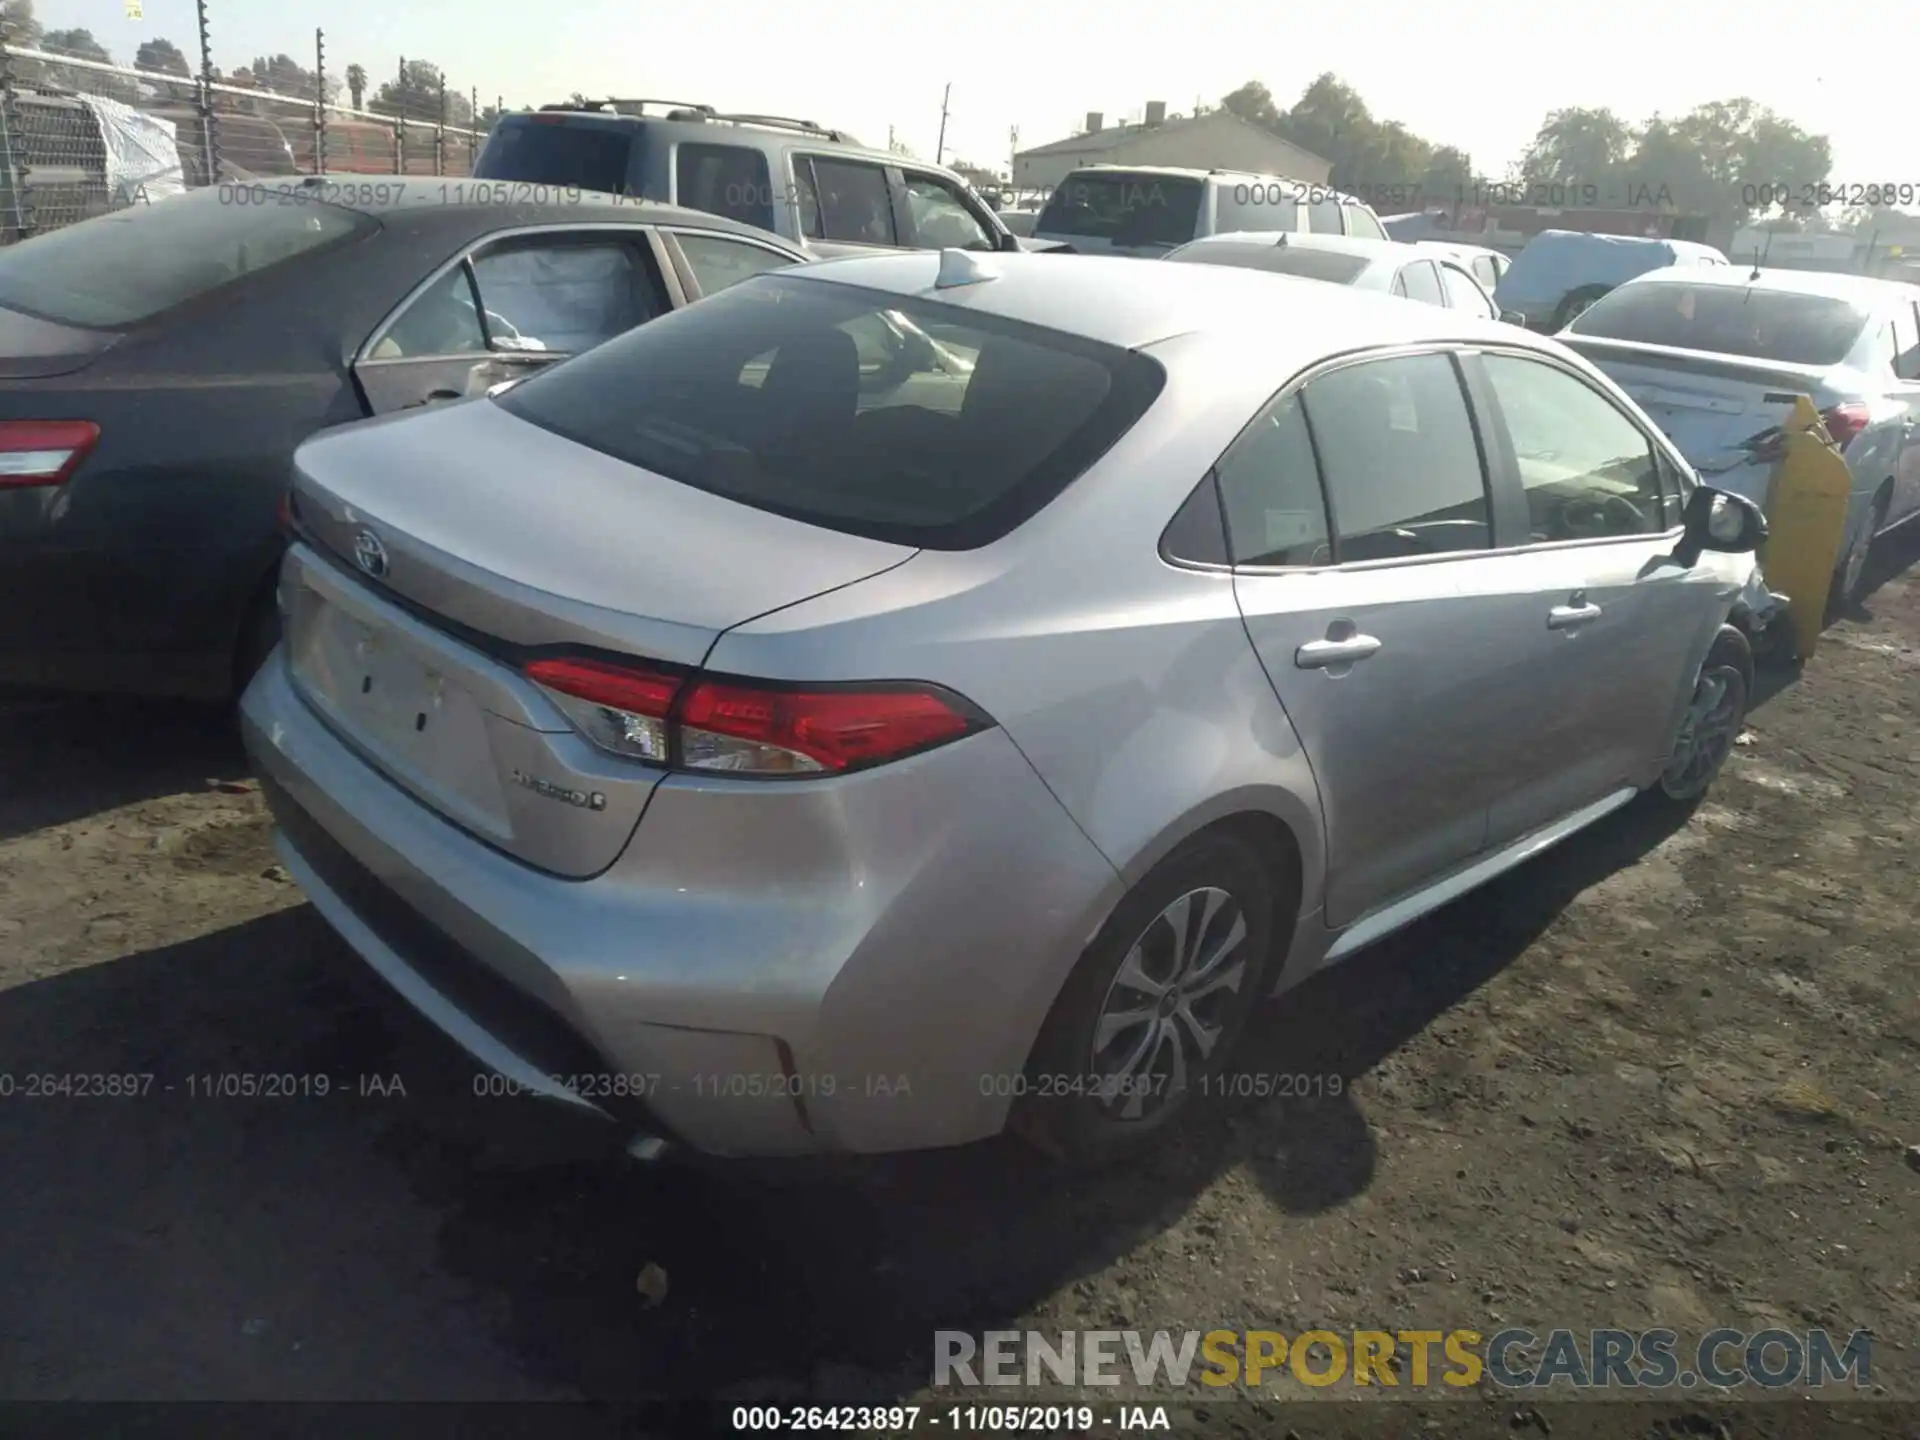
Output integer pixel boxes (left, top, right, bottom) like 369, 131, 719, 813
474, 99, 1022, 258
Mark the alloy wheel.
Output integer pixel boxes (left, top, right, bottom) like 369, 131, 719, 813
1088, 886, 1248, 1122
1660, 660, 1747, 799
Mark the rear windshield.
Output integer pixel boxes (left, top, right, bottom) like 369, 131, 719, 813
496, 273, 1166, 548
1567, 283, 1871, 366
1036, 173, 1203, 248
475, 118, 633, 194
1169, 243, 1370, 284
0, 188, 368, 328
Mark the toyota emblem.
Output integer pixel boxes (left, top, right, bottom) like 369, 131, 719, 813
352, 528, 390, 579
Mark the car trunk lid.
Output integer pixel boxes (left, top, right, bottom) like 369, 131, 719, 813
284, 398, 916, 876
1561, 335, 1839, 494
0, 305, 121, 380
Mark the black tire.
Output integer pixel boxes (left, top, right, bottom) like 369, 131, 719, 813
1650, 625, 1751, 804
1830, 487, 1889, 613
231, 588, 282, 698
1552, 287, 1608, 329
1012, 829, 1288, 1167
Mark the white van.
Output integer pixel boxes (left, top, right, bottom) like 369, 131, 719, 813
1031, 165, 1388, 257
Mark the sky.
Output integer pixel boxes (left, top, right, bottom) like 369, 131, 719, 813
33, 0, 1918, 190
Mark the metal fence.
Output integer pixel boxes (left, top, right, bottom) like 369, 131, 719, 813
0, 18, 500, 241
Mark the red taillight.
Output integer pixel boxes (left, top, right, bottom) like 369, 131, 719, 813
0, 420, 100, 489
524, 655, 986, 777
678, 679, 977, 774
1821, 402, 1870, 451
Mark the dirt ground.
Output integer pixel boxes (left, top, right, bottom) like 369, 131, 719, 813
2, 533, 1918, 1435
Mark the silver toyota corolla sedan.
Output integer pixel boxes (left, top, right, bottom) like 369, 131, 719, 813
241, 248, 1767, 1166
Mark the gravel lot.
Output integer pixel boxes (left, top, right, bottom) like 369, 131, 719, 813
3, 533, 1918, 1432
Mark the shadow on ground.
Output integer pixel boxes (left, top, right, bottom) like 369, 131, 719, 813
0, 694, 246, 842
0, 790, 1697, 1402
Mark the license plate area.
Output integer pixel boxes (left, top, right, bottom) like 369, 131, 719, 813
289, 590, 514, 840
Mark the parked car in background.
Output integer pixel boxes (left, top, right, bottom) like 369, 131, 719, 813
242, 249, 1764, 1168
0, 180, 809, 702
1560, 265, 1920, 605
997, 209, 1041, 237
1418, 240, 1509, 295
1496, 229, 1729, 331
474, 100, 1024, 257
150, 107, 297, 183
1032, 166, 1389, 256
1167, 231, 1521, 322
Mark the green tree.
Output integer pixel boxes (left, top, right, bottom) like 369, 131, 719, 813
134, 36, 190, 76
1520, 107, 1633, 187
41, 26, 111, 63
2, 0, 44, 48
345, 63, 368, 111
1219, 80, 1281, 131
372, 60, 472, 125
1420, 144, 1475, 203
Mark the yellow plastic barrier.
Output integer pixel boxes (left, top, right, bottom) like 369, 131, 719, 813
1760, 395, 1853, 661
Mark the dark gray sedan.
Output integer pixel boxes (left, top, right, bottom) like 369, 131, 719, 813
0, 178, 809, 700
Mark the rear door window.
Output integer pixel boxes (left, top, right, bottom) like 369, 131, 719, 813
675, 143, 774, 232
799, 157, 898, 245
1343, 204, 1387, 240
900, 172, 996, 250
673, 231, 800, 297
494, 273, 1166, 548
1472, 256, 1500, 290
0, 187, 367, 327
1299, 352, 1491, 560
1439, 263, 1495, 317
1307, 194, 1344, 233
1398, 260, 1443, 306
474, 118, 633, 194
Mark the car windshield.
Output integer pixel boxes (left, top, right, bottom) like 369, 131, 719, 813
496, 273, 1166, 549
0, 188, 368, 328
1036, 173, 1203, 247
475, 118, 633, 193
1169, 243, 1372, 284
1566, 282, 1871, 365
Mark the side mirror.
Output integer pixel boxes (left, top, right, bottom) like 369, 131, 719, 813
1500, 309, 1528, 326
1674, 485, 1767, 566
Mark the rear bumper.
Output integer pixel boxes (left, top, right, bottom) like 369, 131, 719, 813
240, 649, 1123, 1157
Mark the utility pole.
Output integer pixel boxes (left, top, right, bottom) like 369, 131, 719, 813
1009, 124, 1018, 195
935, 82, 950, 166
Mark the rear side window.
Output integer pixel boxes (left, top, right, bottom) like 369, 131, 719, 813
1398, 260, 1443, 305
675, 143, 774, 232
1439, 264, 1494, 317
1215, 392, 1332, 566
799, 157, 897, 244
1472, 256, 1500, 291
1299, 353, 1490, 560
495, 274, 1166, 548
1343, 205, 1387, 241
1036, 172, 1203, 247
474, 118, 633, 194
0, 188, 367, 327
1307, 195, 1343, 233
1566, 283, 1872, 366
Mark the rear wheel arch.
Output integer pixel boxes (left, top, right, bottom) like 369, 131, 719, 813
1101, 803, 1312, 964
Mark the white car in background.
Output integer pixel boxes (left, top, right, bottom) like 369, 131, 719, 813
1419, 240, 1510, 296
1031, 167, 1389, 257
1560, 265, 1920, 607
1166, 231, 1524, 324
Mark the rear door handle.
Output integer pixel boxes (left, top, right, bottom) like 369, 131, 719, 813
1295, 635, 1382, 669
1547, 602, 1603, 630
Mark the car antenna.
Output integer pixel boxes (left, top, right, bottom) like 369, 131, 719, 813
1274, 231, 1289, 246
1749, 226, 1772, 285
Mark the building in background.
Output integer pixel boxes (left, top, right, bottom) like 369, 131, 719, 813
1012, 102, 1330, 193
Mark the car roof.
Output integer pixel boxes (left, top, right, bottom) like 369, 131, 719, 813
1063, 165, 1368, 204
1198, 231, 1416, 261
1619, 263, 1920, 304
1420, 240, 1504, 261
786, 249, 1523, 353
272, 174, 802, 244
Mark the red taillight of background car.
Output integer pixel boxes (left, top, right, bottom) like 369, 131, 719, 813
525, 655, 988, 777
1821, 401, 1871, 451
0, 420, 100, 490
